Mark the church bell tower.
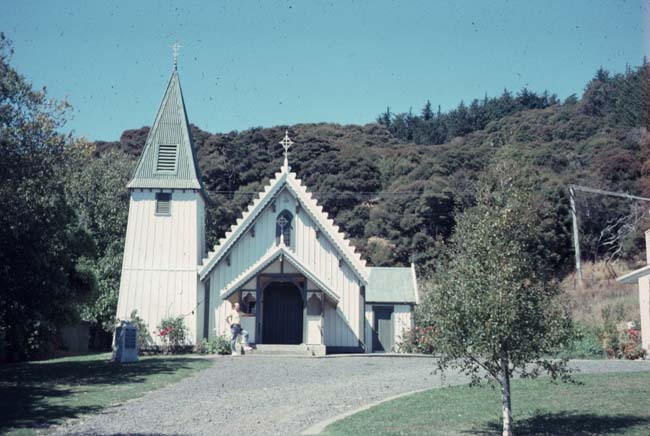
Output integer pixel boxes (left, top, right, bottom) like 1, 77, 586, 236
116, 50, 206, 344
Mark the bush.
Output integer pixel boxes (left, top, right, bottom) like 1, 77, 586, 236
556, 323, 605, 359
398, 326, 437, 354
128, 310, 151, 351
596, 304, 646, 360
156, 316, 188, 353
196, 336, 231, 355
620, 329, 646, 360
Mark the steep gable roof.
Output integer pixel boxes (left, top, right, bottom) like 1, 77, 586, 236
127, 69, 204, 193
218, 241, 341, 303
199, 165, 369, 283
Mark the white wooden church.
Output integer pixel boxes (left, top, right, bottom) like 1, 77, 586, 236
115, 63, 418, 354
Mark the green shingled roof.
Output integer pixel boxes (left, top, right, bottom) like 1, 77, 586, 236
366, 266, 418, 303
127, 69, 204, 193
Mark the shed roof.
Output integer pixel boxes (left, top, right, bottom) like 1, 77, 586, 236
366, 265, 418, 303
127, 69, 205, 194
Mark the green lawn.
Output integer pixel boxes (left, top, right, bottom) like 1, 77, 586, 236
323, 371, 650, 436
0, 353, 213, 436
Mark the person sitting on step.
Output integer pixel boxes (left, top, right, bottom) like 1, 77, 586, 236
226, 302, 254, 355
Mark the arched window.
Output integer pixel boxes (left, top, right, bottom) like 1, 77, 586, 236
276, 210, 293, 245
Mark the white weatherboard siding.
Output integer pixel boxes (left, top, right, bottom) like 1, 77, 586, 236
241, 317, 256, 343
393, 304, 413, 350
640, 276, 650, 350
116, 190, 204, 344
306, 315, 323, 344
364, 305, 373, 353
206, 188, 363, 346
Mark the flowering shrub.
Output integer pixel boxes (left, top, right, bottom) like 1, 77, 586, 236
620, 328, 646, 360
596, 304, 645, 360
398, 325, 437, 354
156, 316, 188, 353
599, 323, 646, 360
196, 336, 231, 355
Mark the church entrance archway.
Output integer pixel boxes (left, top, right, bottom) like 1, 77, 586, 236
262, 281, 304, 344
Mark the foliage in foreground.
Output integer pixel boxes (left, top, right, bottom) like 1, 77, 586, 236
0, 34, 95, 362
62, 143, 134, 333
322, 371, 650, 436
196, 335, 232, 355
398, 325, 437, 354
418, 159, 575, 435
156, 316, 189, 353
124, 310, 152, 351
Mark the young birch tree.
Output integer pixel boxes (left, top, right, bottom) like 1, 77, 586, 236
420, 160, 574, 436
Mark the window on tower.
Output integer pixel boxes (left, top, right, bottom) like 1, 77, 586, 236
155, 192, 172, 215
156, 144, 178, 172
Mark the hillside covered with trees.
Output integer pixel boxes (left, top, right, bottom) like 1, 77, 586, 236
97, 61, 650, 274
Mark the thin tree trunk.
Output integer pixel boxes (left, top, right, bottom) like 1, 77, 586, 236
499, 350, 514, 436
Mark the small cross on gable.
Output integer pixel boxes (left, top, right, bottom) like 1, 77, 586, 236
171, 41, 183, 69
279, 130, 294, 169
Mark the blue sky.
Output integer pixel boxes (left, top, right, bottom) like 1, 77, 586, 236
2, 1, 648, 141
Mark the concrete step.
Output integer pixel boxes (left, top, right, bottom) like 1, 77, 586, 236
240, 344, 325, 357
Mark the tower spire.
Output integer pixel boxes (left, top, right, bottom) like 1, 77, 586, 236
127, 59, 204, 196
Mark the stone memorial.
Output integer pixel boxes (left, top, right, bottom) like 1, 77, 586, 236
112, 320, 139, 363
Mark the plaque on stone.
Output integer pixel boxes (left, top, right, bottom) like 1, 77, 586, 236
112, 320, 139, 363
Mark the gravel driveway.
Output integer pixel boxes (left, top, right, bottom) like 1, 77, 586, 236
50, 356, 650, 436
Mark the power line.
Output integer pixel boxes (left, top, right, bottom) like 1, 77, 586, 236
208, 190, 448, 198
568, 184, 650, 287
569, 184, 650, 203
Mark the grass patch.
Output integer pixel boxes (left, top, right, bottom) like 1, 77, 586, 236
0, 353, 213, 436
322, 371, 650, 436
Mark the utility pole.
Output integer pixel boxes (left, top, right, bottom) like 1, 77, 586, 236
568, 184, 650, 288
569, 187, 583, 286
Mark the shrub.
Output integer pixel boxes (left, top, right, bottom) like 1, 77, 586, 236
596, 304, 646, 360
128, 310, 151, 351
556, 323, 605, 359
620, 328, 646, 360
156, 316, 188, 353
196, 336, 231, 355
398, 326, 437, 354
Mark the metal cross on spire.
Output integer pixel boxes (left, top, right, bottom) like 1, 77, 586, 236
279, 130, 294, 170
171, 41, 183, 70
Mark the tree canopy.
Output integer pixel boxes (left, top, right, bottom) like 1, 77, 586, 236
418, 159, 575, 435
0, 34, 94, 361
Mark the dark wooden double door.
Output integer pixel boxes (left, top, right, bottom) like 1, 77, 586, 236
262, 281, 303, 344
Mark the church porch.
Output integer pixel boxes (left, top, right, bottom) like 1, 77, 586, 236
225, 271, 327, 355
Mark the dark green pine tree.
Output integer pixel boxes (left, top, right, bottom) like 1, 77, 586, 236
376, 106, 392, 127
422, 100, 433, 120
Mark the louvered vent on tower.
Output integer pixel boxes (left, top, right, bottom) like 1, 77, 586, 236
155, 192, 171, 215
156, 144, 178, 172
